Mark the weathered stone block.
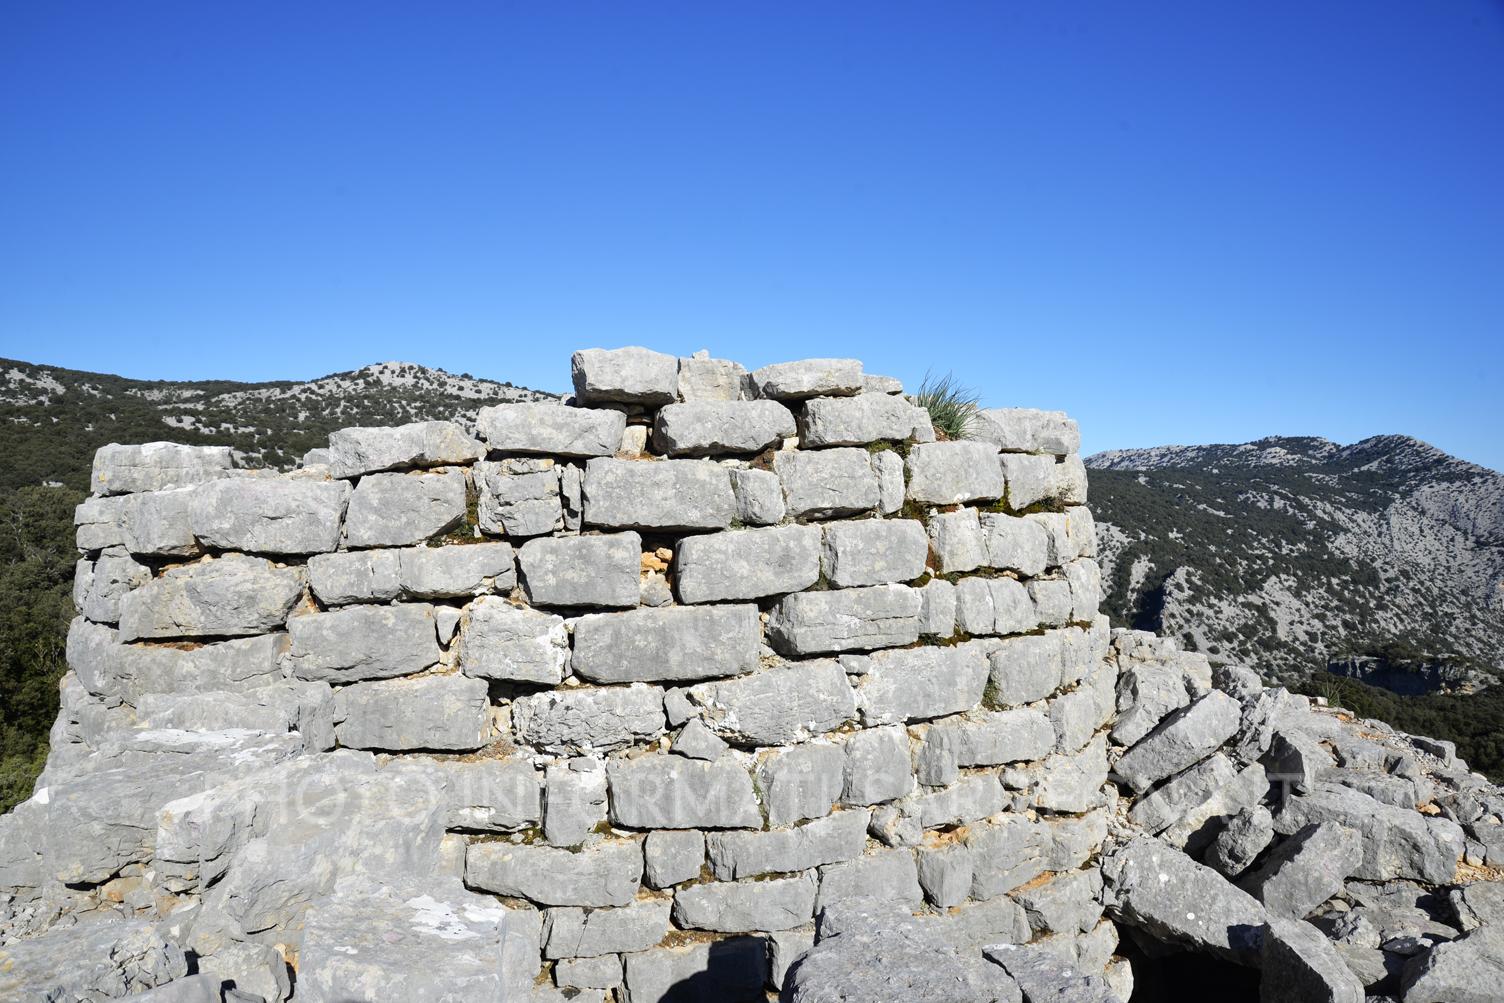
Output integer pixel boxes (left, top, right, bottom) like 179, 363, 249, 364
919, 578, 957, 637
334, 673, 491, 751
543, 759, 609, 846
572, 605, 760, 683
820, 519, 927, 587
92, 442, 233, 495
677, 354, 751, 401
816, 848, 923, 909
475, 457, 562, 538
707, 810, 869, 879
307, 548, 402, 605
118, 555, 304, 641
608, 756, 762, 829
854, 643, 989, 724
675, 525, 821, 602
999, 453, 1056, 510
1112, 690, 1242, 792
653, 400, 796, 456
344, 469, 467, 547
477, 402, 626, 457
398, 541, 517, 599
621, 937, 767, 1003
905, 441, 1004, 505
871, 449, 905, 514
288, 603, 440, 682
981, 512, 1050, 576
1029, 507, 1097, 565
759, 742, 846, 825
752, 358, 864, 400
988, 632, 1063, 706
188, 477, 350, 555
922, 708, 1056, 772
968, 815, 1049, 899
328, 420, 484, 478
728, 467, 785, 525
773, 448, 880, 518
686, 660, 855, 746
555, 954, 624, 991
928, 509, 987, 574
466, 838, 643, 907
519, 531, 640, 608
971, 408, 1081, 455
513, 685, 666, 752
800, 394, 927, 447
766, 584, 921, 656
582, 457, 736, 531
545, 899, 672, 958
918, 843, 973, 908
78, 547, 150, 624
1240, 821, 1364, 918
673, 872, 817, 932
643, 829, 706, 888
573, 346, 679, 404
841, 725, 915, 805
456, 597, 568, 685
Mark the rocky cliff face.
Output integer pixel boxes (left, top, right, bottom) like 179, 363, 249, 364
1087, 435, 1504, 687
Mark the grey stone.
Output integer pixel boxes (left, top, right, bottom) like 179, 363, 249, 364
917, 843, 973, 907
769, 928, 816, 991
620, 936, 767, 1003
841, 725, 915, 805
967, 815, 1049, 899
78, 547, 150, 623
728, 467, 786, 525
673, 872, 817, 932
197, 941, 291, 1003
466, 838, 643, 907
854, 643, 989, 724
608, 755, 762, 829
582, 457, 736, 531
544, 758, 609, 846
397, 541, 516, 599
1112, 690, 1242, 792
1065, 559, 1103, 622
982, 943, 1120, 1003
120, 485, 204, 557
773, 447, 880, 518
573, 604, 760, 683
307, 548, 402, 605
1101, 834, 1267, 961
673, 718, 729, 760
999, 453, 1056, 509
1241, 822, 1364, 918
821, 518, 928, 586
546, 899, 672, 958
871, 448, 905, 514
74, 493, 131, 551
817, 849, 923, 909
971, 408, 1081, 455
981, 512, 1050, 576
759, 743, 846, 825
1265, 727, 1332, 794
1402, 926, 1504, 1003
288, 603, 440, 682
919, 578, 957, 637
686, 660, 855, 746
1206, 804, 1276, 878
905, 441, 1004, 505
752, 358, 864, 400
1260, 916, 1365, 1003
135, 681, 334, 746
800, 394, 927, 446
767, 584, 921, 656
459, 596, 569, 684
91, 441, 233, 495
1006, 733, 1110, 814
1014, 868, 1104, 936
520, 531, 640, 608
0, 919, 191, 1001
1029, 507, 1097, 566
556, 954, 624, 990
476, 458, 562, 537
921, 708, 1056, 777
477, 401, 626, 457
1450, 881, 1504, 932
1111, 660, 1191, 747
1162, 761, 1270, 855
1055, 454, 1089, 504
643, 830, 706, 888
1128, 753, 1237, 834
640, 569, 673, 606
560, 461, 584, 529
1277, 782, 1463, 884
187, 476, 349, 555
514, 685, 666, 752
119, 555, 304, 640
954, 576, 1037, 636
677, 354, 751, 401
335, 674, 491, 751
573, 346, 680, 404
396, 756, 541, 832
989, 632, 1064, 705
344, 469, 467, 547
327, 420, 484, 477
653, 400, 796, 455
928, 508, 987, 573
675, 525, 821, 602
1030, 577, 1075, 627
707, 809, 870, 879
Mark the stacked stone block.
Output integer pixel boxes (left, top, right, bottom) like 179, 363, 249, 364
4, 347, 1120, 1002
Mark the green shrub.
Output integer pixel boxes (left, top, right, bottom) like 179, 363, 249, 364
913, 371, 979, 441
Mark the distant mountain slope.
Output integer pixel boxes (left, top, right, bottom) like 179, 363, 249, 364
1087, 435, 1504, 686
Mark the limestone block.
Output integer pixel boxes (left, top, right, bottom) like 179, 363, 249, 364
967, 815, 1049, 899
919, 578, 956, 637
545, 899, 672, 958
542, 759, 610, 847
327, 420, 484, 478
513, 685, 666, 753
928, 509, 987, 574
981, 512, 1050, 576
307, 548, 402, 605
1239, 821, 1364, 918
1029, 506, 1097, 565
1259, 916, 1365, 1003
854, 643, 989, 724
816, 848, 923, 909
79, 547, 150, 624
752, 358, 864, 400
841, 725, 915, 805
396, 756, 541, 832
643, 830, 706, 889
118, 555, 304, 641
677, 354, 751, 401
288, 603, 441, 682
728, 467, 786, 525
675, 525, 821, 602
459, 596, 568, 684
686, 660, 855, 746
582, 457, 736, 531
0, 919, 191, 1001
918, 844, 974, 908
773, 447, 880, 518
91, 442, 233, 495
1029, 578, 1074, 627
607, 755, 762, 829
1000, 453, 1056, 510
398, 541, 517, 599
820, 519, 927, 587
1065, 557, 1103, 622
1127, 753, 1237, 835
905, 441, 1004, 505
766, 584, 921, 656
344, 468, 467, 547
871, 449, 905, 514
800, 393, 928, 446
188, 477, 350, 555
555, 954, 624, 991
922, 708, 1056, 770
1206, 805, 1276, 878
572, 605, 760, 683
759, 743, 846, 825
988, 632, 1064, 706
1112, 690, 1242, 792
707, 810, 870, 879
466, 839, 643, 907
672, 718, 729, 760
1054, 454, 1089, 504
620, 937, 767, 1003
673, 872, 818, 932
519, 531, 640, 608
971, 408, 1081, 455
334, 674, 491, 751
573, 346, 679, 404
477, 401, 626, 457
653, 399, 796, 456
74, 494, 131, 551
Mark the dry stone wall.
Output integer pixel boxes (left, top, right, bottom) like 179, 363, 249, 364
0, 348, 1119, 1002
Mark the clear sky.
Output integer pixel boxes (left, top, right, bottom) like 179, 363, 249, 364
2, 2, 1501, 468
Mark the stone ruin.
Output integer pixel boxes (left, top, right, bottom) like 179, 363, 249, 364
1, 347, 1501, 1002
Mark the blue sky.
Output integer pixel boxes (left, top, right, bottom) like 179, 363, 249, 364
2, 2, 1501, 468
